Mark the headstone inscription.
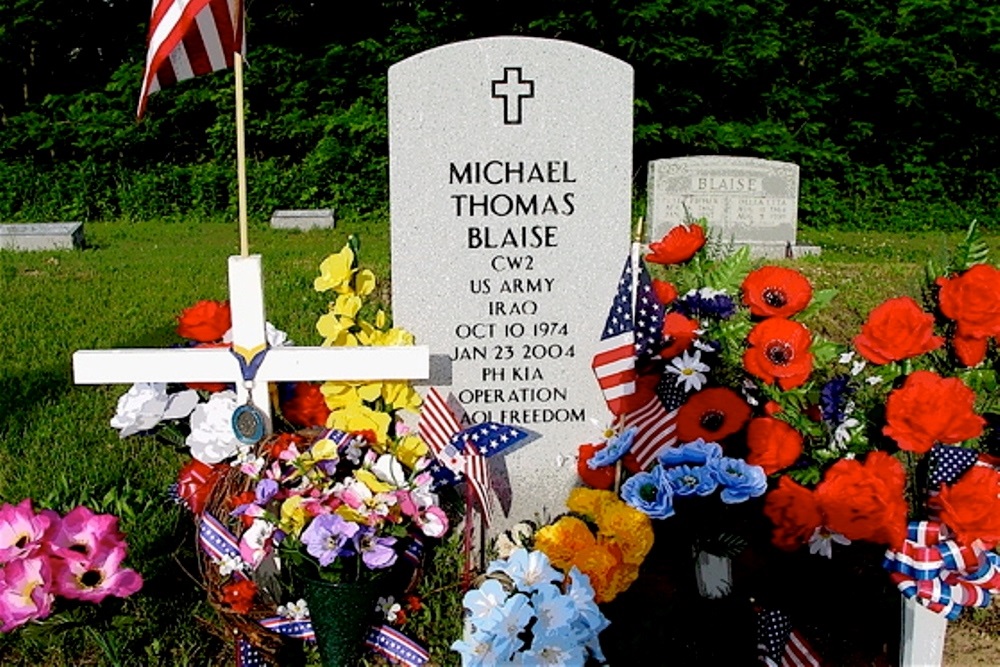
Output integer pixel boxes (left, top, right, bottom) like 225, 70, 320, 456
646, 156, 820, 258
270, 209, 335, 231
389, 36, 633, 530
0, 222, 84, 251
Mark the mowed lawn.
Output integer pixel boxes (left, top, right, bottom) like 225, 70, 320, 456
0, 219, 995, 665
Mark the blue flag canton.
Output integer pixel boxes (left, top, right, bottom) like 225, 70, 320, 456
633, 261, 665, 361
449, 422, 528, 457
756, 607, 793, 664
927, 444, 980, 488
600, 256, 635, 341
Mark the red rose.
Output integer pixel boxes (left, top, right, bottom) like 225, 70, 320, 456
659, 312, 699, 359
815, 452, 908, 546
221, 579, 257, 614
577, 443, 617, 490
764, 477, 822, 551
743, 317, 813, 390
282, 382, 332, 428
175, 459, 225, 514
746, 417, 802, 475
741, 266, 813, 318
882, 370, 984, 454
177, 300, 232, 343
675, 387, 751, 443
932, 466, 1000, 547
937, 264, 1000, 365
853, 296, 943, 364
645, 224, 706, 265
652, 279, 678, 305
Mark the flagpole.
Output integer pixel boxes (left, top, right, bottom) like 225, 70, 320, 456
235, 53, 249, 257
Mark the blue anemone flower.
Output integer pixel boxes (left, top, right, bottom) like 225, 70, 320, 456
711, 457, 768, 504
620, 467, 675, 519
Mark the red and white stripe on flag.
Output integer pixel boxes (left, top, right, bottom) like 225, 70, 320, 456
463, 443, 493, 526
591, 331, 636, 416
781, 629, 822, 667
418, 387, 463, 457
138, 0, 246, 117
625, 395, 678, 469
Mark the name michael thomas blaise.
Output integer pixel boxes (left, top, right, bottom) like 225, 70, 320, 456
450, 160, 575, 249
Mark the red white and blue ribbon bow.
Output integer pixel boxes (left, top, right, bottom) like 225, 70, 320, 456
418, 387, 529, 526
883, 520, 1000, 620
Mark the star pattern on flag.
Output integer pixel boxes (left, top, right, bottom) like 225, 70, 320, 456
452, 422, 525, 457
927, 444, 980, 488
633, 268, 665, 361
755, 606, 822, 667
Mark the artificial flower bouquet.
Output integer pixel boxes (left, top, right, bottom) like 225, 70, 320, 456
0, 500, 142, 632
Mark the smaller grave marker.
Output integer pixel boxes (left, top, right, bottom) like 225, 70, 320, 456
0, 222, 84, 251
269, 209, 335, 231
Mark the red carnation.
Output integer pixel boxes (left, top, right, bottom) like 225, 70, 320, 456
882, 370, 984, 454
221, 579, 257, 614
577, 443, 616, 490
177, 300, 231, 343
932, 466, 1000, 547
652, 279, 678, 305
743, 317, 813, 390
175, 459, 226, 514
937, 264, 1000, 366
282, 382, 332, 429
764, 477, 823, 551
675, 387, 751, 444
854, 296, 943, 364
815, 452, 908, 547
645, 224, 705, 265
746, 417, 803, 475
659, 312, 700, 359
741, 266, 813, 318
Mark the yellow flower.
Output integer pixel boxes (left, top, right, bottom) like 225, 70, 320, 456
279, 496, 307, 538
597, 503, 654, 566
321, 380, 383, 411
326, 404, 392, 444
566, 487, 616, 521
382, 381, 421, 413
316, 313, 359, 347
356, 468, 394, 494
371, 326, 416, 347
332, 293, 363, 319
335, 505, 369, 525
571, 541, 626, 604
535, 516, 596, 571
395, 434, 429, 469
354, 268, 376, 297
314, 245, 355, 293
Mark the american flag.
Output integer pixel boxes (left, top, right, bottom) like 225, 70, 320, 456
592, 244, 664, 416
138, 0, 246, 117
626, 373, 686, 469
235, 637, 270, 667
756, 606, 823, 667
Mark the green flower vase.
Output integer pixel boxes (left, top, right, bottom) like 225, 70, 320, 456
302, 578, 381, 666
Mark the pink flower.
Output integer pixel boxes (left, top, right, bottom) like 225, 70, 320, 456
0, 556, 54, 631
46, 505, 127, 560
49, 543, 143, 603
0, 499, 55, 563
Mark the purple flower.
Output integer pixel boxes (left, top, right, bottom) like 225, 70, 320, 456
300, 514, 359, 567
674, 289, 736, 320
255, 479, 278, 505
820, 375, 853, 424
354, 528, 398, 569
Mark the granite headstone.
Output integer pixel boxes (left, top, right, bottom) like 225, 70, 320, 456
0, 222, 84, 251
389, 36, 633, 531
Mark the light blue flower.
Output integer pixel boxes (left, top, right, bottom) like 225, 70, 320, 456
531, 582, 577, 634
451, 628, 514, 666
586, 426, 637, 469
513, 631, 587, 666
711, 457, 768, 504
491, 592, 534, 653
658, 438, 722, 467
488, 548, 562, 592
462, 578, 509, 632
620, 466, 675, 519
565, 567, 605, 632
664, 464, 719, 497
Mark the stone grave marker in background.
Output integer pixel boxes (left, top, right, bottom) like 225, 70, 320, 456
269, 209, 335, 230
646, 155, 820, 258
389, 36, 632, 532
0, 222, 84, 251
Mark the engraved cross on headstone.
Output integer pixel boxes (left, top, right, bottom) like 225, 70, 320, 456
73, 255, 429, 425
491, 67, 534, 125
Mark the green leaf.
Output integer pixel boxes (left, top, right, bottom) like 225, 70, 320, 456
797, 288, 838, 320
948, 219, 990, 273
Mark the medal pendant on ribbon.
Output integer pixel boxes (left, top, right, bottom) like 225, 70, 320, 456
232, 398, 268, 445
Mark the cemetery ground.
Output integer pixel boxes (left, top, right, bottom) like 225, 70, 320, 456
1, 219, 1000, 665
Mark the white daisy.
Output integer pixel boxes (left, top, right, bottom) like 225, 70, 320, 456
667, 349, 710, 392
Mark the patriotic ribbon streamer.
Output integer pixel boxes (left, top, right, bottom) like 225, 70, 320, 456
365, 625, 430, 667
257, 617, 315, 641
883, 520, 1000, 620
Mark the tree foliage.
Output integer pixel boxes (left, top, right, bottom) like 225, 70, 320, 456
0, 0, 997, 228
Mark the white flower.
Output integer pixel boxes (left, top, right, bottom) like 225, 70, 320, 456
239, 518, 275, 568
851, 359, 867, 376
377, 596, 402, 622
277, 599, 310, 620
666, 349, 710, 392
371, 453, 407, 487
831, 417, 860, 450
808, 526, 851, 559
493, 522, 536, 560
866, 375, 883, 386
838, 351, 855, 365
186, 390, 242, 464
217, 553, 246, 577
110, 382, 199, 438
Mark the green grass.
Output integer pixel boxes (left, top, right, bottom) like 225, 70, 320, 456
1, 220, 996, 664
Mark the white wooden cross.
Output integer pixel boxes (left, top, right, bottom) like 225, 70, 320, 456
74, 255, 429, 422
900, 596, 947, 667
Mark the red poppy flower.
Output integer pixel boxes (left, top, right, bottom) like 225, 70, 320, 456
764, 477, 822, 551
175, 459, 225, 514
645, 224, 705, 265
267, 432, 306, 459
932, 466, 1000, 547
882, 370, 984, 454
177, 300, 232, 343
741, 266, 813, 318
577, 443, 616, 490
652, 279, 678, 305
746, 417, 802, 475
282, 382, 332, 428
815, 452, 908, 547
937, 264, 1000, 366
854, 296, 943, 364
221, 579, 257, 614
659, 312, 699, 359
743, 318, 813, 390
675, 387, 751, 443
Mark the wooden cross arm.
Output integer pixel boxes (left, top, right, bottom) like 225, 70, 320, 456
72, 345, 430, 385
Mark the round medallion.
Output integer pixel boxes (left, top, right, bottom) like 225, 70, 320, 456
232, 403, 267, 444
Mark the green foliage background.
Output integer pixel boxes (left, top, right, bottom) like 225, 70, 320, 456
0, 0, 998, 229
